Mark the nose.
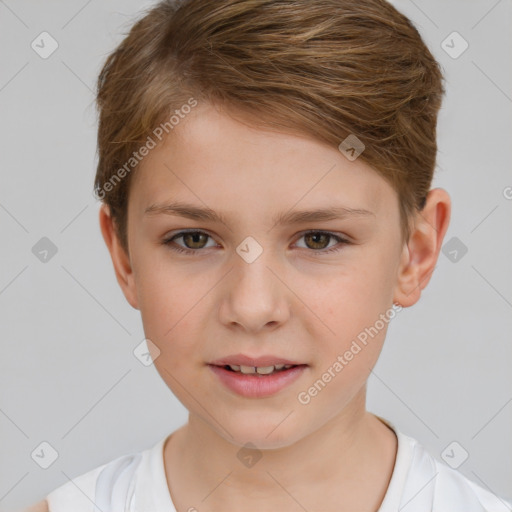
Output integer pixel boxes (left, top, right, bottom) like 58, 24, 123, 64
218, 251, 290, 333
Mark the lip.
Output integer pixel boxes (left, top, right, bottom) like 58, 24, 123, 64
209, 353, 305, 367
208, 364, 308, 398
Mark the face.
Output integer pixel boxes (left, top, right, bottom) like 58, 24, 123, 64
119, 103, 406, 449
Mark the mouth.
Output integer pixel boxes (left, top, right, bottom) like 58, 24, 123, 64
208, 353, 306, 369
207, 361, 308, 398
213, 363, 303, 376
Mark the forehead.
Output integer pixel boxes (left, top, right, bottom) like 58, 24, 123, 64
129, 103, 398, 224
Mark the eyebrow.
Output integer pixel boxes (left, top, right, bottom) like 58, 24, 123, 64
144, 200, 375, 226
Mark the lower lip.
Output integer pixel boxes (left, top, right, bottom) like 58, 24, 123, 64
208, 364, 308, 398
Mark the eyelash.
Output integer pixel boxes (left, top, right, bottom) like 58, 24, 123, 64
162, 230, 350, 256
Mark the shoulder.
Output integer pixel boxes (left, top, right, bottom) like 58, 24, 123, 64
403, 434, 512, 512
44, 450, 143, 512
19, 500, 49, 512
431, 457, 512, 512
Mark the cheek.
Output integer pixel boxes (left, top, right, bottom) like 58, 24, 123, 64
302, 302, 390, 416
308, 253, 397, 376
316, 262, 395, 333
133, 261, 205, 355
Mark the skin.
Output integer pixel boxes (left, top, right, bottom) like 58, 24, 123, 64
96, 102, 450, 512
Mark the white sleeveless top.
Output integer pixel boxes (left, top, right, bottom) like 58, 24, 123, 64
46, 417, 512, 512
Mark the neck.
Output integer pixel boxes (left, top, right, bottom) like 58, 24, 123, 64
164, 389, 397, 512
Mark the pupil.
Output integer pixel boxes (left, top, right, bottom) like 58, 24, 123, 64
307, 233, 328, 249
185, 232, 206, 249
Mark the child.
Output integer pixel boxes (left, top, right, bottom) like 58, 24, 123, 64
25, 0, 512, 510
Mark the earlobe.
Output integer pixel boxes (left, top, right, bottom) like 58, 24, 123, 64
393, 188, 451, 308
98, 204, 139, 310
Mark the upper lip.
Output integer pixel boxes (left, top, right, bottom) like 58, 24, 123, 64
209, 354, 306, 367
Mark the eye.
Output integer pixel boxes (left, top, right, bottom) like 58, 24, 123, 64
162, 230, 218, 255
162, 229, 349, 256
294, 230, 349, 255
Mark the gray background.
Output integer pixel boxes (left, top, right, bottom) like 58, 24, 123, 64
0, 0, 511, 510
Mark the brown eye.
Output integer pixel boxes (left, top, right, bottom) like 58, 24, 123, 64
304, 232, 331, 250
181, 232, 209, 249
163, 230, 216, 255
163, 230, 349, 256
295, 231, 349, 255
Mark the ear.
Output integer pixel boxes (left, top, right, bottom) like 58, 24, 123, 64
98, 204, 139, 310
393, 188, 451, 307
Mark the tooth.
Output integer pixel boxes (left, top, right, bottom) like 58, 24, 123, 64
240, 365, 256, 374
283, 364, 293, 369
274, 364, 285, 370
256, 365, 275, 375
229, 364, 241, 371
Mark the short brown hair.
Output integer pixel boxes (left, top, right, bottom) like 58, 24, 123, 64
94, 0, 445, 253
